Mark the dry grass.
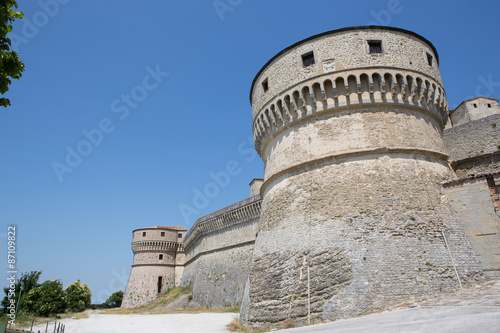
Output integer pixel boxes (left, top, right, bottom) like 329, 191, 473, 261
103, 305, 239, 315
9, 309, 92, 329
226, 317, 295, 333
102, 286, 240, 315
226, 318, 269, 333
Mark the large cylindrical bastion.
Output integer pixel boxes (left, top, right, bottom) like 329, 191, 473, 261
241, 26, 483, 326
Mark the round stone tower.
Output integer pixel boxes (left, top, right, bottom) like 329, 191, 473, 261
241, 26, 482, 325
122, 226, 186, 308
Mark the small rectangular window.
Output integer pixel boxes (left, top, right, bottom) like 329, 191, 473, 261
427, 53, 433, 66
302, 52, 315, 67
473, 103, 478, 108
368, 41, 382, 54
262, 79, 269, 92
488, 103, 492, 108
161, 232, 165, 237
143, 232, 146, 237
178, 233, 182, 238
159, 254, 163, 260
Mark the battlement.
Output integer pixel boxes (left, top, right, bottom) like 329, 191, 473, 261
184, 195, 261, 255
131, 240, 184, 253
253, 67, 448, 156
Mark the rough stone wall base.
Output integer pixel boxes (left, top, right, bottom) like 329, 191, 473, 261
240, 158, 484, 327
181, 243, 254, 308
122, 265, 175, 308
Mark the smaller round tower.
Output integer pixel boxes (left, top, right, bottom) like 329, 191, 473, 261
122, 226, 186, 308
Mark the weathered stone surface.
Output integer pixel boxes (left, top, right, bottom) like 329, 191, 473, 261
241, 158, 483, 325
444, 112, 500, 176
243, 249, 353, 325
182, 243, 254, 308
444, 177, 500, 278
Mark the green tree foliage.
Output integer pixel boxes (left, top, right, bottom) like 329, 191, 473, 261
24, 280, 67, 316
0, 0, 24, 107
1, 271, 41, 313
65, 280, 92, 312
104, 291, 123, 308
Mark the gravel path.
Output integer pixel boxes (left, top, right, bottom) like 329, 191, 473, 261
30, 312, 237, 333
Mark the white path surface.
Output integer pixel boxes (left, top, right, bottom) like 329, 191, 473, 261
286, 306, 500, 333
30, 312, 237, 333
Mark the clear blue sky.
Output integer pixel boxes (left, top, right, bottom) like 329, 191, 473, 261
1, 0, 499, 303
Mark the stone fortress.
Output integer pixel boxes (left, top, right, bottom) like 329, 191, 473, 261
122, 26, 500, 326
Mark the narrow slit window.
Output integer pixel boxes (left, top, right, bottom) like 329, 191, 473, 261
302, 52, 315, 67
262, 79, 269, 92
427, 53, 433, 66
157, 276, 162, 293
368, 41, 382, 54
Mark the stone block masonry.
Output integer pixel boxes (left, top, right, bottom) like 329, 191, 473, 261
444, 176, 500, 278
444, 110, 500, 176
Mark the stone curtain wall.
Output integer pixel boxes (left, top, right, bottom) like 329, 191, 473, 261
181, 196, 261, 307
443, 114, 500, 176
444, 176, 500, 278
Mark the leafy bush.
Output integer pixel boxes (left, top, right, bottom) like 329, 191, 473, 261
66, 280, 92, 312
104, 291, 123, 308
24, 280, 67, 316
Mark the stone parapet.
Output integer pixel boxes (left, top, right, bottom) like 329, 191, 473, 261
184, 195, 261, 252
132, 240, 184, 252
253, 67, 448, 156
